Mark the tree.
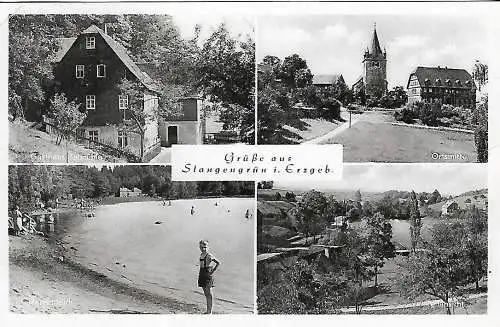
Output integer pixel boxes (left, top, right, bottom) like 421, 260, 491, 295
464, 206, 488, 290
395, 220, 478, 314
427, 189, 442, 205
116, 78, 157, 159
285, 191, 296, 203
196, 24, 255, 143
474, 94, 488, 163
48, 93, 86, 145
9, 15, 58, 120
297, 190, 328, 241
409, 191, 422, 252
364, 213, 395, 286
472, 60, 488, 91
280, 54, 311, 89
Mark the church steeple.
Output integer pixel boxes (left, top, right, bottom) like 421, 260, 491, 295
370, 23, 383, 56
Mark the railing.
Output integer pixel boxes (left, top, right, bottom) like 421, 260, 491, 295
42, 116, 141, 162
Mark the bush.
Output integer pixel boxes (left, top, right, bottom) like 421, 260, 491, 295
394, 108, 416, 124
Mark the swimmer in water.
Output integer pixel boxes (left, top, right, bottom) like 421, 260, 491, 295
191, 206, 195, 215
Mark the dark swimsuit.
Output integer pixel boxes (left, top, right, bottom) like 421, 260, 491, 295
198, 253, 214, 288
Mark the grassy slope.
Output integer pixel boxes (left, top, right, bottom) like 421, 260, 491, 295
9, 120, 124, 163
324, 111, 476, 163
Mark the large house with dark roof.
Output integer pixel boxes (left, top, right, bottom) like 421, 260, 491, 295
53, 24, 162, 161
406, 66, 476, 108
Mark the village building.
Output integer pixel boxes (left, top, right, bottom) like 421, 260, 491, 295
119, 187, 142, 197
312, 74, 346, 89
406, 66, 476, 108
52, 25, 162, 161
441, 200, 459, 215
352, 24, 388, 99
159, 95, 204, 146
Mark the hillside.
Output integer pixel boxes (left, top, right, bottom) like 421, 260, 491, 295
9, 120, 125, 163
428, 189, 488, 213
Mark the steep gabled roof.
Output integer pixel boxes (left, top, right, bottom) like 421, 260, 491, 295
312, 74, 344, 86
53, 37, 77, 62
407, 66, 475, 89
81, 24, 160, 92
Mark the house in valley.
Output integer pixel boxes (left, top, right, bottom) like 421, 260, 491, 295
52, 24, 161, 161
119, 187, 142, 197
441, 200, 459, 215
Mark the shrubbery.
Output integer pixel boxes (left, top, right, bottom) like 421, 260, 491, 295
395, 101, 472, 128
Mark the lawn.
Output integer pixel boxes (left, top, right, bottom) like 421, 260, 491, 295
322, 111, 477, 163
9, 120, 124, 163
283, 118, 345, 142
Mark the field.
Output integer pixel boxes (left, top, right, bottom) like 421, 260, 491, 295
322, 111, 476, 163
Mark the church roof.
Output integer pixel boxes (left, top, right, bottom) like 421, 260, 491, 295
370, 25, 383, 55
312, 74, 344, 85
407, 66, 476, 89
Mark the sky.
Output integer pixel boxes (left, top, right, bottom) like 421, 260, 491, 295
274, 164, 487, 196
257, 15, 489, 88
173, 14, 254, 43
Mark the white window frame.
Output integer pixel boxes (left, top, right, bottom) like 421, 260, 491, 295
76, 65, 85, 79
119, 95, 129, 120
96, 64, 106, 78
86, 95, 96, 110
118, 130, 128, 148
88, 130, 99, 142
86, 36, 96, 49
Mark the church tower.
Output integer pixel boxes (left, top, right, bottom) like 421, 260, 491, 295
362, 24, 387, 98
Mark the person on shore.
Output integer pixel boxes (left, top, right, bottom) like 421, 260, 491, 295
191, 206, 195, 215
55, 197, 60, 209
198, 240, 220, 314
14, 206, 26, 236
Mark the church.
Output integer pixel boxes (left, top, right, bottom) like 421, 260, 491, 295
352, 24, 388, 100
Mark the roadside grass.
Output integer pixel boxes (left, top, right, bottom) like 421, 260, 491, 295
324, 111, 476, 162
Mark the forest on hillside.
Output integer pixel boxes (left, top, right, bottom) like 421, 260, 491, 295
8, 165, 254, 211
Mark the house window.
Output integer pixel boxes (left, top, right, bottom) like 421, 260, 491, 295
88, 130, 98, 142
86, 95, 96, 110
86, 36, 96, 49
119, 95, 129, 120
97, 64, 106, 78
118, 131, 128, 148
76, 65, 85, 78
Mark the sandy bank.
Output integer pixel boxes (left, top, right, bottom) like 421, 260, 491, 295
9, 235, 201, 314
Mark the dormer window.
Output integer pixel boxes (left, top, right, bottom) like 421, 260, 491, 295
455, 79, 461, 86
424, 78, 430, 85
435, 78, 441, 85
97, 64, 106, 78
76, 65, 85, 78
446, 79, 452, 85
86, 36, 96, 49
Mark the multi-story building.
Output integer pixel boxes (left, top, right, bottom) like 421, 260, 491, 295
53, 24, 161, 161
406, 66, 476, 108
352, 24, 388, 99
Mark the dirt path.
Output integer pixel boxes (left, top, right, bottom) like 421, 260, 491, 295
301, 109, 362, 144
339, 293, 487, 313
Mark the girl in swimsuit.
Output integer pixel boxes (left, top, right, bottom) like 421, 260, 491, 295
198, 239, 220, 314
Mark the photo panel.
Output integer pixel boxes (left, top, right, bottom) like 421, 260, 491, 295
257, 15, 488, 164
257, 164, 488, 314
8, 165, 255, 314
8, 13, 255, 164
